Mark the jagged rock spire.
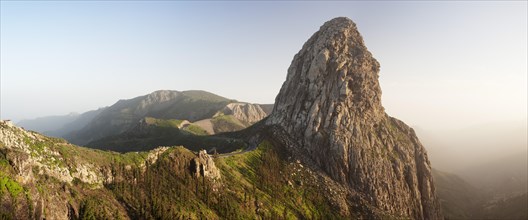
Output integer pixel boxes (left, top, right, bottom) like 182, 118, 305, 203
267, 17, 443, 219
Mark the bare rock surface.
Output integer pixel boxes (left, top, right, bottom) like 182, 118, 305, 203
266, 17, 443, 219
0, 121, 105, 186
190, 150, 221, 181
215, 103, 268, 125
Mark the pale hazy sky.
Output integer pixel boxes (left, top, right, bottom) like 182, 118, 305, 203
1, 1, 526, 130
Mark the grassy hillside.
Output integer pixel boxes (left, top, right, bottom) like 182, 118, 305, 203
143, 117, 185, 128
86, 117, 245, 153
210, 114, 246, 134
65, 90, 234, 145
107, 140, 343, 219
0, 122, 344, 219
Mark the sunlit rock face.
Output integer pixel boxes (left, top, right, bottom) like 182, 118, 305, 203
215, 103, 268, 125
267, 17, 443, 219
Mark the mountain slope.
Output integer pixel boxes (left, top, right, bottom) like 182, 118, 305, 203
85, 117, 246, 153
17, 109, 107, 138
433, 168, 528, 220
433, 169, 484, 219
265, 17, 442, 219
1, 17, 449, 220
1, 120, 346, 219
84, 101, 269, 152
64, 90, 234, 145
47, 108, 107, 137
480, 192, 528, 220
459, 151, 527, 195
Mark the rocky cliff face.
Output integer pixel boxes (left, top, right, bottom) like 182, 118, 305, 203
215, 103, 268, 126
190, 150, 221, 181
266, 17, 443, 219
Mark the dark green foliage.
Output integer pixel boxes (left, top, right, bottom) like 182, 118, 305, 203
79, 197, 122, 220
87, 117, 246, 153
0, 176, 23, 197
144, 117, 184, 128
219, 140, 343, 219
104, 141, 344, 219
183, 124, 209, 136
109, 147, 220, 219
87, 126, 246, 153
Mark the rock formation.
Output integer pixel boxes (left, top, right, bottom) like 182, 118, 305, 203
190, 150, 221, 181
0, 120, 112, 219
214, 103, 268, 125
266, 17, 443, 219
0, 121, 106, 186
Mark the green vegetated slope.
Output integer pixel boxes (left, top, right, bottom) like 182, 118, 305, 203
210, 114, 247, 134
0, 122, 343, 219
143, 117, 185, 128
86, 117, 245, 153
65, 90, 235, 145
0, 123, 143, 219
109, 140, 341, 220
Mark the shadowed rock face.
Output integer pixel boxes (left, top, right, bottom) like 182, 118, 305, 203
267, 17, 443, 219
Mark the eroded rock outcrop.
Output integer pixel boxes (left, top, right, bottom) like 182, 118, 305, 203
0, 121, 105, 186
266, 17, 443, 219
190, 150, 221, 181
0, 120, 113, 219
214, 103, 268, 125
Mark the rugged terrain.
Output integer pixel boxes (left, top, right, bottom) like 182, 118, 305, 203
0, 120, 343, 219
0, 17, 464, 219
63, 90, 235, 145
85, 117, 247, 153
83, 101, 270, 152
265, 17, 442, 219
19, 90, 271, 150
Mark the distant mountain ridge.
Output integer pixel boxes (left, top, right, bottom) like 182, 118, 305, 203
17, 90, 272, 148
64, 90, 234, 145
85, 102, 271, 152
17, 113, 79, 133
17, 108, 107, 138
